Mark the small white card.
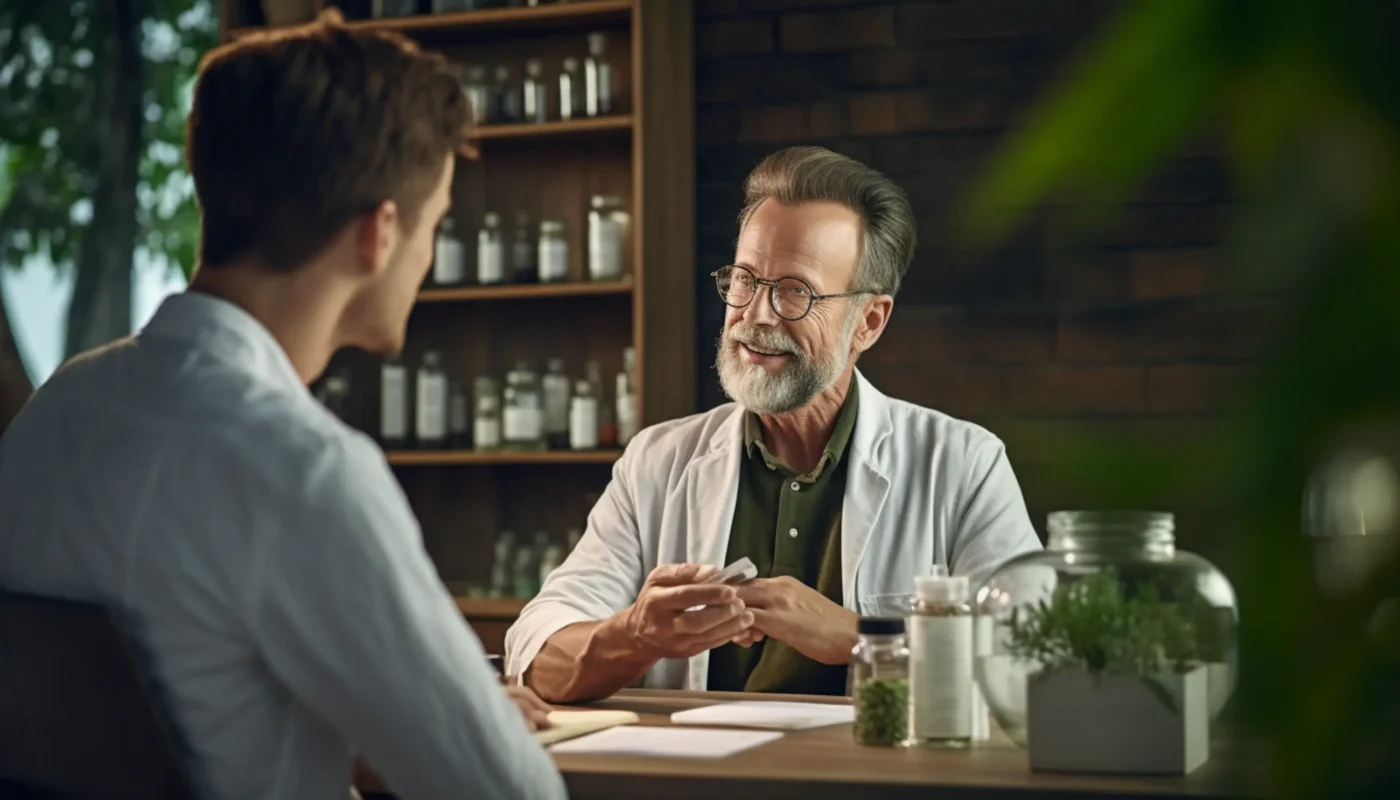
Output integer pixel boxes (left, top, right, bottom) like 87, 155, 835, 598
670, 701, 855, 730
548, 725, 782, 759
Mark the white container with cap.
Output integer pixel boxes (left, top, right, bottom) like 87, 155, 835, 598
909, 566, 976, 748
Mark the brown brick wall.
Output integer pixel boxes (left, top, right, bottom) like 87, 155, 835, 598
692, 0, 1286, 558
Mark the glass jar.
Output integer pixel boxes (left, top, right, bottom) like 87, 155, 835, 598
477, 212, 505, 285
851, 617, 910, 747
472, 376, 502, 451
588, 194, 628, 281
559, 57, 584, 121
511, 211, 537, 283
974, 511, 1239, 749
523, 57, 549, 124
503, 361, 545, 451
461, 64, 490, 126
538, 219, 569, 283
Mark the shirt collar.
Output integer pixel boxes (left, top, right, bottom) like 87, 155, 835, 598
743, 375, 860, 481
139, 291, 306, 392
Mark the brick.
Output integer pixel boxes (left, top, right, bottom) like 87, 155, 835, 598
1146, 365, 1259, 413
1107, 205, 1224, 248
1129, 249, 1212, 300
695, 0, 744, 17
847, 49, 921, 87
758, 56, 845, 102
806, 101, 847, 138
963, 312, 1056, 363
780, 7, 896, 53
1057, 301, 1288, 363
1004, 366, 1145, 414
698, 17, 776, 58
1043, 257, 1128, 305
898, 0, 1099, 43
870, 365, 1004, 418
738, 104, 808, 142
696, 105, 739, 145
849, 92, 900, 136
864, 308, 965, 367
897, 89, 1022, 132
748, 0, 878, 9
933, 368, 1005, 417
695, 59, 765, 103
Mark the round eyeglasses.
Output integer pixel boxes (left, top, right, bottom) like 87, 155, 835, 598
712, 264, 869, 322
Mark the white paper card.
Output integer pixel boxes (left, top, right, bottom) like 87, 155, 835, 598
549, 726, 782, 759
670, 701, 855, 730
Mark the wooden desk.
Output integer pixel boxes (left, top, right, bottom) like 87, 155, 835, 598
359, 689, 1265, 799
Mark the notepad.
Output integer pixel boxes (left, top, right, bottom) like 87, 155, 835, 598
670, 701, 855, 730
533, 709, 640, 745
549, 725, 783, 758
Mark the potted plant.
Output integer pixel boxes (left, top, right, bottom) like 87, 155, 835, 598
1006, 568, 1211, 775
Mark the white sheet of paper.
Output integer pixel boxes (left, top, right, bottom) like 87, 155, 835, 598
670, 701, 855, 731
548, 725, 782, 759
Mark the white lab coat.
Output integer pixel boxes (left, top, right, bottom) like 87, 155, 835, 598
505, 370, 1043, 690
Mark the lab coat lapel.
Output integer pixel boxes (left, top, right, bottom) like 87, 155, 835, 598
677, 407, 743, 690
679, 407, 744, 570
842, 370, 893, 608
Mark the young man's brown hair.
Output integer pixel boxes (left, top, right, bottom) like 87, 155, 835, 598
186, 9, 472, 272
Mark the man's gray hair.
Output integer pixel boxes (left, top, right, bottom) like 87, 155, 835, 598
737, 146, 917, 298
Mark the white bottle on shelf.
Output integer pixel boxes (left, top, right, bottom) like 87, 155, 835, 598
380, 355, 408, 448
433, 216, 466, 285
584, 31, 613, 117
569, 380, 599, 450
616, 346, 637, 446
477, 212, 505, 285
415, 351, 448, 448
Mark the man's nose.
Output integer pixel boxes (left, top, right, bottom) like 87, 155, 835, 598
741, 283, 782, 327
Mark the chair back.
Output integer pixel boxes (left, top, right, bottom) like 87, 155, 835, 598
0, 591, 198, 799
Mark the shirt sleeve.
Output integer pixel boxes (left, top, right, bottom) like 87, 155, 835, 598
505, 446, 648, 679
250, 433, 566, 800
949, 436, 1044, 589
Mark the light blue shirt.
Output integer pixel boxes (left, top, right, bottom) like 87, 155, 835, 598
0, 292, 565, 800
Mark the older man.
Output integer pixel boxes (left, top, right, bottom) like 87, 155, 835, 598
506, 146, 1041, 701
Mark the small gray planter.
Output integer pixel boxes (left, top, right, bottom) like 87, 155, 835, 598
1026, 665, 1209, 775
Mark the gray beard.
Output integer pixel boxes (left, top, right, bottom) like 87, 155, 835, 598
715, 314, 856, 414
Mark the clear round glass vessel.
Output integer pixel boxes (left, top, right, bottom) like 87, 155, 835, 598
973, 511, 1239, 747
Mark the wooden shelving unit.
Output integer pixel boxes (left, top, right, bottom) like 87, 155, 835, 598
417, 278, 631, 303
472, 114, 632, 141
453, 596, 527, 620
229, 0, 634, 39
221, 0, 694, 644
385, 448, 622, 466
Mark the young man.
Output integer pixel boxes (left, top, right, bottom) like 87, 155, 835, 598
0, 12, 565, 800
507, 147, 1042, 701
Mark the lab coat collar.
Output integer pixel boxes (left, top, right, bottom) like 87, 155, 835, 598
688, 368, 894, 602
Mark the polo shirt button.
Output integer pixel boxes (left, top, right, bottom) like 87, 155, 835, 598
790, 481, 800, 491
789, 528, 799, 538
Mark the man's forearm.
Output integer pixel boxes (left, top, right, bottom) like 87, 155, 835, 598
524, 615, 658, 703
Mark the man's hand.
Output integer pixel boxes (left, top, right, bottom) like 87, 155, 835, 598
504, 684, 552, 732
736, 576, 858, 664
619, 563, 754, 660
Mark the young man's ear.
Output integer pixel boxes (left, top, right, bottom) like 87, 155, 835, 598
355, 199, 400, 276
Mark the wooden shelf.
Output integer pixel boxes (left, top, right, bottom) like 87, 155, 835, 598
471, 115, 632, 142
230, 0, 632, 39
385, 448, 622, 466
418, 279, 632, 303
454, 596, 527, 619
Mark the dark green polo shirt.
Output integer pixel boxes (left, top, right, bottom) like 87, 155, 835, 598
707, 378, 858, 695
